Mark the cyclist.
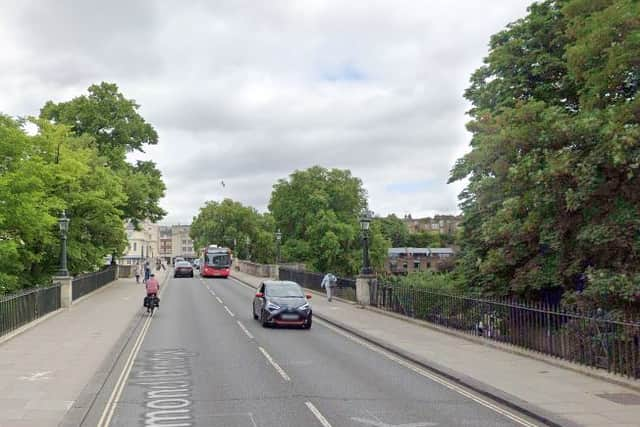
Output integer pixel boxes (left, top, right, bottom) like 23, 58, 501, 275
145, 273, 160, 313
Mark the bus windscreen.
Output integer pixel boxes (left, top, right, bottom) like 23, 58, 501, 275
206, 253, 230, 267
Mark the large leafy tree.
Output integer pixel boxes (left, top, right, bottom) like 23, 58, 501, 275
0, 116, 126, 292
40, 82, 166, 226
190, 199, 275, 264
269, 166, 388, 276
450, 0, 640, 310
375, 215, 410, 247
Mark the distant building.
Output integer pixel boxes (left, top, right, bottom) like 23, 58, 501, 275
402, 214, 462, 234
121, 220, 159, 265
120, 222, 196, 265
386, 247, 456, 275
171, 224, 196, 262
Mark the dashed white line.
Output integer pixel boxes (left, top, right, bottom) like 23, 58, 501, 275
216, 296, 223, 304
258, 347, 290, 381
236, 321, 254, 339
224, 306, 235, 317
305, 402, 333, 427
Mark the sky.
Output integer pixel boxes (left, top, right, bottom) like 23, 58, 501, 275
0, 0, 533, 225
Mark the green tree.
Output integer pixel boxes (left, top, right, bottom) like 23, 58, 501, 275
269, 166, 388, 276
375, 214, 410, 247
190, 199, 275, 264
40, 82, 166, 227
450, 0, 640, 310
0, 116, 127, 292
406, 231, 443, 248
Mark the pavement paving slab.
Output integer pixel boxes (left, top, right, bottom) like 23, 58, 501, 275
0, 269, 167, 427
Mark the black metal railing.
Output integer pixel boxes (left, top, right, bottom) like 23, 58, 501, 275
0, 284, 61, 337
279, 267, 357, 302
72, 266, 117, 301
372, 283, 640, 379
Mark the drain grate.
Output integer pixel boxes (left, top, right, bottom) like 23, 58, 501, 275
596, 393, 640, 405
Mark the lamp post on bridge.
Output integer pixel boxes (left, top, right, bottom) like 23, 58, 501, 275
57, 211, 70, 277
356, 209, 375, 307
359, 210, 373, 275
275, 229, 282, 265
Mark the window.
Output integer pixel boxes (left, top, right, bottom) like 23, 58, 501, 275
414, 261, 420, 270
133, 242, 137, 251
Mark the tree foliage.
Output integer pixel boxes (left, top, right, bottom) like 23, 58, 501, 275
40, 82, 166, 227
190, 199, 275, 264
0, 116, 126, 292
450, 0, 640, 309
269, 166, 388, 276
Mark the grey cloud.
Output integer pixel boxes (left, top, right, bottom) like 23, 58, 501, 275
1, 0, 533, 223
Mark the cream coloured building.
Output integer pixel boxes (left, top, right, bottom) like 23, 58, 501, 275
120, 220, 159, 265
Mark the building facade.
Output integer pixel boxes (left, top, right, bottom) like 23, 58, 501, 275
403, 214, 462, 235
385, 247, 456, 275
170, 225, 197, 262
121, 220, 159, 265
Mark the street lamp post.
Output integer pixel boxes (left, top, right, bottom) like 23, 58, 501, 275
359, 210, 373, 275
275, 229, 282, 265
246, 236, 251, 260
58, 211, 70, 276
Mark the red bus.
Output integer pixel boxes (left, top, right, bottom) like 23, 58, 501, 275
200, 245, 232, 278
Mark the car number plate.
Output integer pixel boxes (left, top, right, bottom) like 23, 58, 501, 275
281, 314, 299, 320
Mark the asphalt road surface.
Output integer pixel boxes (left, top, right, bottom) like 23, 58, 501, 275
85, 273, 541, 427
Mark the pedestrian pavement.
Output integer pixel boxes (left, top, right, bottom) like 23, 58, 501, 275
0, 268, 168, 427
232, 270, 640, 427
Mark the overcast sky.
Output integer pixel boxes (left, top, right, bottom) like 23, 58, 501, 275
0, 0, 532, 224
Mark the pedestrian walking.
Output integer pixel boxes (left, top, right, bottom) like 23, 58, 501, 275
144, 261, 151, 284
135, 263, 142, 284
321, 272, 338, 302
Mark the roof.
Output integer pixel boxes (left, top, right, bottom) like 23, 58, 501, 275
263, 280, 300, 287
388, 247, 455, 256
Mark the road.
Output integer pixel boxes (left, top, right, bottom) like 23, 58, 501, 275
84, 273, 541, 427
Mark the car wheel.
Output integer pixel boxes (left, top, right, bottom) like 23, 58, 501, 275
253, 309, 258, 320
260, 310, 269, 328
303, 314, 312, 329
190, 272, 194, 277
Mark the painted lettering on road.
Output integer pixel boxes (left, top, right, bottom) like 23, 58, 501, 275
130, 348, 196, 427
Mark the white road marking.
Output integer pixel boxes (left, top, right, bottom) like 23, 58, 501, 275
19, 371, 52, 381
315, 319, 539, 427
97, 279, 171, 427
258, 347, 290, 381
224, 306, 235, 317
216, 296, 223, 304
352, 417, 437, 426
237, 321, 254, 339
98, 312, 154, 427
305, 401, 333, 427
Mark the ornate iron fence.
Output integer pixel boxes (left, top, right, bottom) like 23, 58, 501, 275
72, 266, 117, 301
0, 284, 61, 337
278, 267, 356, 302
372, 283, 640, 379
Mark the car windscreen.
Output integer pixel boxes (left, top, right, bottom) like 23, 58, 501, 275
266, 283, 304, 298
206, 253, 230, 267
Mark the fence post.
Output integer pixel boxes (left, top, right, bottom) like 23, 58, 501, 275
53, 275, 73, 308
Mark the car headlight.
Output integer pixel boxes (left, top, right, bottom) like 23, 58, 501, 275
266, 302, 280, 311
297, 302, 310, 311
